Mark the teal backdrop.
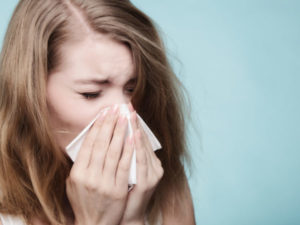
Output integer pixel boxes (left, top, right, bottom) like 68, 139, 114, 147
1, 1, 299, 225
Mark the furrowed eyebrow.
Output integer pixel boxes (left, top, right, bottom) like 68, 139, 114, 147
74, 78, 110, 85
74, 77, 137, 85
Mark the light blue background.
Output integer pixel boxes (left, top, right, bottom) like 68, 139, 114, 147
1, 1, 299, 225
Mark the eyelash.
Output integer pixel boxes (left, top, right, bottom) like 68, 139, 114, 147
81, 87, 135, 100
81, 92, 101, 99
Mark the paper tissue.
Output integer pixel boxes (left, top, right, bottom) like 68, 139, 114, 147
65, 103, 162, 188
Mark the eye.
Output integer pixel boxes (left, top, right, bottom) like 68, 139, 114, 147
81, 92, 101, 100
126, 86, 135, 94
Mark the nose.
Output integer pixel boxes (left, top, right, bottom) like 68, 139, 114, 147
102, 89, 132, 108
113, 91, 131, 105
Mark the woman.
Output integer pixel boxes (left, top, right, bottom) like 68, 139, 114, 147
0, 0, 195, 224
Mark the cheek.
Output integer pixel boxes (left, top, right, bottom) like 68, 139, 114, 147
46, 84, 97, 136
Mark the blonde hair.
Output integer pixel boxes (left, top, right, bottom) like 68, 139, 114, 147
0, 0, 193, 224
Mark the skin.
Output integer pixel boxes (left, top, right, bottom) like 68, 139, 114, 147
46, 33, 164, 225
46, 34, 137, 149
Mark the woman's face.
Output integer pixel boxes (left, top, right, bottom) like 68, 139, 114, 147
46, 34, 136, 149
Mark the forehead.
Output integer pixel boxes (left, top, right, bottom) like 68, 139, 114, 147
55, 35, 135, 83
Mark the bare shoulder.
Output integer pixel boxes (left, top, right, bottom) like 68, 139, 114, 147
162, 178, 196, 225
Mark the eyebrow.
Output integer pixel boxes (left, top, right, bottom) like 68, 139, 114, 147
74, 77, 137, 85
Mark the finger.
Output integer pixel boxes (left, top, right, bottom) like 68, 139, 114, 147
72, 109, 107, 171
134, 128, 148, 184
130, 110, 138, 130
128, 102, 134, 112
88, 105, 120, 175
131, 111, 151, 182
136, 114, 162, 169
103, 114, 128, 180
116, 134, 134, 187
134, 114, 155, 173
138, 124, 156, 175
135, 121, 163, 190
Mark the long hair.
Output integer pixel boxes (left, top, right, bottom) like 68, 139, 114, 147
0, 0, 193, 224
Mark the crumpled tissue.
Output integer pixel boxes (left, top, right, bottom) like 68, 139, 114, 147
65, 103, 162, 189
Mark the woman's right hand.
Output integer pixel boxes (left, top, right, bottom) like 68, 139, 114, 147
66, 104, 134, 225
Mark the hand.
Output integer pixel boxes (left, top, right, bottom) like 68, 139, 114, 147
120, 103, 164, 225
66, 104, 134, 225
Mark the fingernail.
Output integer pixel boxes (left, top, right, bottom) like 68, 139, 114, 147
120, 115, 127, 125
129, 134, 134, 145
113, 104, 119, 113
99, 111, 106, 120
128, 102, 134, 112
102, 108, 109, 117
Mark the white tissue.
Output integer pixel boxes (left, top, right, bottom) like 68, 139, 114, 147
65, 103, 162, 187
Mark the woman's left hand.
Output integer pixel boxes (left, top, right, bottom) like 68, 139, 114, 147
119, 105, 164, 225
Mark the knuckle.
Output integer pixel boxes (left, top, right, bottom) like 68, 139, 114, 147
112, 190, 127, 200
137, 156, 147, 165
107, 148, 120, 160
114, 129, 125, 141
83, 140, 94, 151
101, 120, 109, 129
144, 185, 152, 193
69, 171, 84, 184
98, 184, 109, 195
157, 165, 164, 178
100, 185, 115, 198
114, 119, 123, 131
94, 138, 107, 151
107, 113, 117, 124
118, 161, 130, 172
112, 131, 125, 143
94, 133, 105, 144
94, 119, 103, 128
84, 179, 98, 192
137, 183, 148, 193
149, 176, 160, 187
148, 180, 157, 189
101, 120, 111, 132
